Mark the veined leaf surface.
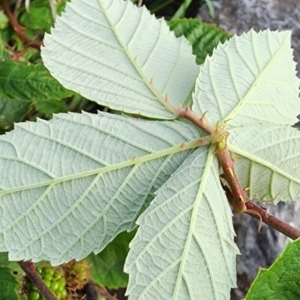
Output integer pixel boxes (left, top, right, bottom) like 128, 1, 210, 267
228, 125, 300, 202
193, 30, 299, 127
125, 147, 239, 300
42, 0, 199, 119
0, 112, 201, 264
193, 30, 300, 202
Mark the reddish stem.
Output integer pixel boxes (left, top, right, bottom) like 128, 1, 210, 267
175, 106, 300, 240
0, 0, 42, 49
245, 202, 300, 240
18, 261, 56, 300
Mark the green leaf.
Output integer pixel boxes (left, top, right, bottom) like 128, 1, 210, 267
0, 33, 9, 60
0, 11, 9, 30
0, 61, 74, 101
0, 111, 201, 264
19, 0, 53, 32
168, 18, 231, 65
0, 267, 20, 300
34, 99, 67, 117
87, 230, 135, 288
245, 238, 300, 300
0, 253, 22, 276
0, 97, 31, 133
42, 0, 199, 119
193, 29, 300, 202
125, 147, 239, 299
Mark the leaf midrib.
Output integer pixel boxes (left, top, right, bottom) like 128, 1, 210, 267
228, 143, 300, 187
224, 32, 289, 123
0, 140, 201, 196
97, 0, 178, 117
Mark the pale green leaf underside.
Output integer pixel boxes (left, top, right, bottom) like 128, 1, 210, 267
42, 0, 199, 119
125, 147, 238, 300
193, 30, 299, 127
228, 125, 300, 202
0, 112, 200, 264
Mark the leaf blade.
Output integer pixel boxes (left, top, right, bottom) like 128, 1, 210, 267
192, 30, 299, 127
0, 61, 73, 101
0, 112, 200, 264
42, 0, 199, 119
125, 147, 238, 299
168, 18, 231, 65
228, 125, 300, 202
0, 267, 20, 300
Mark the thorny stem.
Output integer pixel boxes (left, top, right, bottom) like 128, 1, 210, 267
175, 105, 300, 239
18, 261, 56, 300
177, 107, 214, 134
245, 202, 300, 240
0, 0, 42, 49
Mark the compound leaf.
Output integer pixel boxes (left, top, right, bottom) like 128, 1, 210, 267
245, 238, 300, 300
42, 0, 199, 119
125, 147, 238, 300
0, 112, 201, 265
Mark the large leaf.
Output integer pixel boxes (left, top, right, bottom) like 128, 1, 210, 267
192, 30, 300, 202
125, 147, 238, 299
0, 112, 201, 264
42, 0, 199, 119
245, 239, 300, 300
168, 18, 231, 65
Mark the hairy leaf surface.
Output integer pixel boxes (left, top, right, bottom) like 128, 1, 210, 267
227, 125, 300, 202
193, 30, 299, 127
125, 147, 238, 300
42, 0, 199, 119
0, 112, 201, 264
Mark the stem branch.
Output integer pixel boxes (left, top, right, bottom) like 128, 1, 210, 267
245, 202, 300, 240
18, 261, 56, 300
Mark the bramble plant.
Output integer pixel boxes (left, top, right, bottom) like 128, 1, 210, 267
1, 0, 300, 299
